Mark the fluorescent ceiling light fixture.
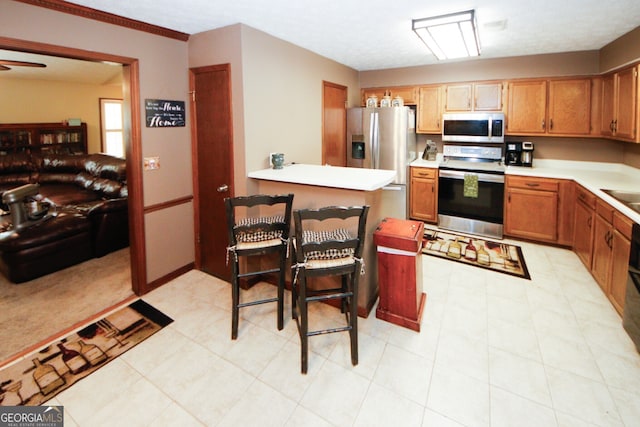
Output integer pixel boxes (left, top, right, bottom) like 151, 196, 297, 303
412, 10, 481, 60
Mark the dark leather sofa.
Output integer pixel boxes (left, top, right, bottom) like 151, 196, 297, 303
0, 153, 129, 283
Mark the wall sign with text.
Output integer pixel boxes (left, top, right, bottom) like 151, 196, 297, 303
145, 99, 186, 127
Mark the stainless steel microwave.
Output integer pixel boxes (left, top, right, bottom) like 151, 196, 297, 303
442, 112, 505, 144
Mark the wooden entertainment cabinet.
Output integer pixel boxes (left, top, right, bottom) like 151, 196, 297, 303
0, 122, 87, 155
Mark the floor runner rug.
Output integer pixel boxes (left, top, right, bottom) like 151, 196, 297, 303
0, 299, 173, 406
423, 229, 531, 280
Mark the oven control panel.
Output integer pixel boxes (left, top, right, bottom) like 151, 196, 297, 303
442, 145, 502, 161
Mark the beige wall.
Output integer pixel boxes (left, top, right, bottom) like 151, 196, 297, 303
2, 1, 194, 283
0, 78, 122, 153
360, 51, 601, 87
600, 25, 640, 72
189, 24, 360, 196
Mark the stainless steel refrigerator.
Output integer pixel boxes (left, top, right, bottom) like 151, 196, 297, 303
347, 106, 417, 219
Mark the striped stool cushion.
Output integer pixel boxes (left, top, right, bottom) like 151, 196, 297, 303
235, 215, 285, 243
303, 229, 355, 267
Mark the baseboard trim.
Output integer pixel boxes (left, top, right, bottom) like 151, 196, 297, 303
144, 262, 195, 294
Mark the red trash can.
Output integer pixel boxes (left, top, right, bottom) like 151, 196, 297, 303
373, 217, 426, 332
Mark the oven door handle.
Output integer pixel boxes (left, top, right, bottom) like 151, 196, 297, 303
439, 169, 505, 183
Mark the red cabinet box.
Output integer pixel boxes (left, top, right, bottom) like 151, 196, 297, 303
373, 218, 426, 331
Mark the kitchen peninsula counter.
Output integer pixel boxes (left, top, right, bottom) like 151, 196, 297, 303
248, 163, 396, 191
249, 164, 401, 317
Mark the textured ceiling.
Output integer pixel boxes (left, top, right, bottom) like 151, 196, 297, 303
65, 0, 640, 71
2, 0, 640, 84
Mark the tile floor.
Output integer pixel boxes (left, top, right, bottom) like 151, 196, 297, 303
47, 239, 640, 426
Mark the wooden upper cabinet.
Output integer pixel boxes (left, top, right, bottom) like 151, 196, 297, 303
506, 78, 592, 136
600, 73, 616, 136
506, 80, 547, 134
548, 78, 592, 135
614, 66, 638, 141
361, 86, 418, 106
474, 82, 504, 111
444, 82, 503, 112
417, 85, 443, 134
444, 84, 472, 111
600, 65, 638, 142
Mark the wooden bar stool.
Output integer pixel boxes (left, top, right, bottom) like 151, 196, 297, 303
224, 193, 294, 339
291, 205, 369, 374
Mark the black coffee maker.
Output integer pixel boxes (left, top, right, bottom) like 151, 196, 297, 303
505, 142, 523, 166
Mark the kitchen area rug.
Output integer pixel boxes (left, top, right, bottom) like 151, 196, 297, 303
423, 229, 531, 280
0, 299, 173, 406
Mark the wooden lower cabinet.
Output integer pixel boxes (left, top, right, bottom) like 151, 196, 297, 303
592, 204, 613, 291
573, 185, 596, 269
610, 213, 633, 313
573, 188, 632, 315
504, 176, 561, 243
410, 167, 438, 223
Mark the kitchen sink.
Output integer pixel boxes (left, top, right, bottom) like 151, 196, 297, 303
601, 189, 640, 213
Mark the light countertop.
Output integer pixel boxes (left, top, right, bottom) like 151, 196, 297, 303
248, 163, 396, 191
410, 157, 640, 224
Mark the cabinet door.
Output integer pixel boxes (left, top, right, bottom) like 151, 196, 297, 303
505, 187, 558, 242
610, 229, 631, 314
614, 66, 638, 141
573, 193, 595, 269
592, 214, 613, 293
548, 79, 591, 135
444, 84, 472, 111
410, 168, 437, 222
506, 80, 547, 134
556, 180, 575, 247
474, 82, 503, 111
417, 85, 442, 134
600, 73, 615, 136
610, 213, 633, 314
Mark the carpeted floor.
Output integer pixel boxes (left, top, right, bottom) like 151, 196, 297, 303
0, 248, 133, 362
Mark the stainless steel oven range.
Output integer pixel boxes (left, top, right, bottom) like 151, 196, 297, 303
437, 145, 505, 239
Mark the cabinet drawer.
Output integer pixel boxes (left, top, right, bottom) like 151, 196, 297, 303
411, 167, 437, 179
576, 185, 596, 209
613, 211, 633, 239
507, 176, 558, 192
596, 199, 614, 223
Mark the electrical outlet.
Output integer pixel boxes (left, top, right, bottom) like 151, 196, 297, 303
144, 156, 160, 170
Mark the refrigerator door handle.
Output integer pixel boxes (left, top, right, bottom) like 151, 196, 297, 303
372, 111, 380, 169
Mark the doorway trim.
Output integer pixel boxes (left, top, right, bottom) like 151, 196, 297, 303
0, 36, 146, 294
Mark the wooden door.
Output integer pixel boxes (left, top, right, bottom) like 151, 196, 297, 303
548, 79, 591, 135
190, 64, 234, 280
506, 80, 547, 134
322, 81, 347, 166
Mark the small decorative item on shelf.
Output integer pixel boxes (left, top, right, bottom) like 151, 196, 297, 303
366, 95, 378, 108
391, 96, 404, 107
67, 118, 82, 126
271, 153, 285, 169
380, 90, 392, 107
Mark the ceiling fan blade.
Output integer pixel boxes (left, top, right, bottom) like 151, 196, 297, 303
0, 65, 10, 71
0, 60, 46, 68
